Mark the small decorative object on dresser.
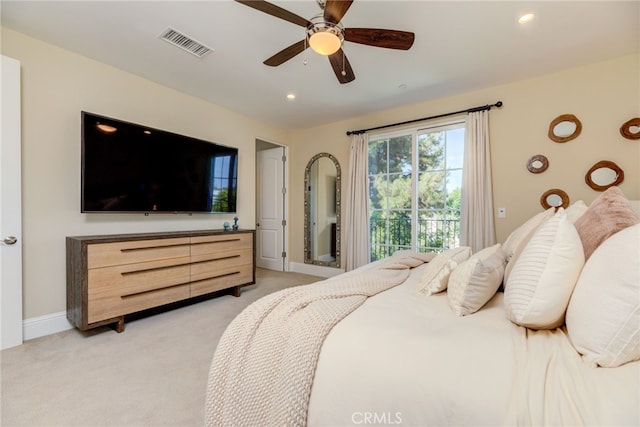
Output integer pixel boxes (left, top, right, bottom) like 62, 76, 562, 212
66, 229, 255, 333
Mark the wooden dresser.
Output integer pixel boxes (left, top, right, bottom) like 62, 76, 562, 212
66, 229, 255, 332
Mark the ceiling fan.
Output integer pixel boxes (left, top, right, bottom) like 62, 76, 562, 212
236, 0, 415, 84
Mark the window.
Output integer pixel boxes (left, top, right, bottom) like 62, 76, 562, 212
368, 122, 465, 261
211, 154, 237, 212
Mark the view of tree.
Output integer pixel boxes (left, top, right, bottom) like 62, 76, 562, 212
368, 127, 464, 261
212, 188, 234, 212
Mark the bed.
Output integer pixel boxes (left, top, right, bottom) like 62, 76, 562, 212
205, 186, 640, 426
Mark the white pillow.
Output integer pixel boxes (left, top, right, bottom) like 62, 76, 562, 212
565, 200, 588, 223
504, 208, 585, 329
503, 208, 556, 285
447, 244, 506, 316
502, 208, 555, 261
417, 246, 472, 295
565, 223, 640, 367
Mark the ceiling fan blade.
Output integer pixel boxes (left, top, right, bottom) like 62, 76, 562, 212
344, 28, 415, 50
263, 40, 308, 66
323, 0, 354, 24
235, 0, 311, 27
328, 49, 355, 84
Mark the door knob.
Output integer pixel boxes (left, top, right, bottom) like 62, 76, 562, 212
2, 236, 17, 245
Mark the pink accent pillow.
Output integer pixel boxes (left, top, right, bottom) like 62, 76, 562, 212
573, 186, 639, 260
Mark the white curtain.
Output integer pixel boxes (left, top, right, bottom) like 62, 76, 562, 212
344, 133, 370, 271
461, 110, 496, 253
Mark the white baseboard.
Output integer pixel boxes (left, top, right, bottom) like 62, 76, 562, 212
289, 262, 344, 278
23, 311, 73, 341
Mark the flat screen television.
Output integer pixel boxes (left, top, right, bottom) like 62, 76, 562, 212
81, 111, 238, 213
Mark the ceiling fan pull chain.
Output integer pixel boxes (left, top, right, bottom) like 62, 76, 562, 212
341, 50, 346, 76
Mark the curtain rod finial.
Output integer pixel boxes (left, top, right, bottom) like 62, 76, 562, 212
496, 101, 503, 108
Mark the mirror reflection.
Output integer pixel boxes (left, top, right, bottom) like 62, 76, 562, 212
591, 168, 617, 186
553, 121, 577, 137
546, 194, 563, 206
304, 153, 341, 268
548, 114, 582, 143
585, 160, 624, 191
540, 188, 569, 209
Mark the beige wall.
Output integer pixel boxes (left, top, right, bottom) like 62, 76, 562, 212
289, 54, 640, 265
1, 29, 290, 319
3, 25, 639, 322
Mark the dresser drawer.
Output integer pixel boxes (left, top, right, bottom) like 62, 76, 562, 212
191, 233, 253, 256
191, 248, 252, 283
88, 283, 191, 323
88, 237, 191, 269
191, 264, 253, 297
88, 257, 191, 295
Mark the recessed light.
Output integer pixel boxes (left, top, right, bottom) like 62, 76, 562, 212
286, 93, 296, 100
518, 13, 535, 24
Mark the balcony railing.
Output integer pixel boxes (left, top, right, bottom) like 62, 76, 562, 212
370, 216, 460, 261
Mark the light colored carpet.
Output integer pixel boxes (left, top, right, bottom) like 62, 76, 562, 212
1, 268, 322, 427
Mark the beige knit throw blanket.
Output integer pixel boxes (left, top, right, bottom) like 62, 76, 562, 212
205, 251, 434, 427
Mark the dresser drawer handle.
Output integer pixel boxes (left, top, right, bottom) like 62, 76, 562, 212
191, 238, 243, 246
191, 271, 240, 284
191, 254, 241, 266
121, 262, 190, 276
120, 243, 190, 253
120, 282, 188, 299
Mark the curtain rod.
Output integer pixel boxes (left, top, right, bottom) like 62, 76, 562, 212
345, 101, 503, 136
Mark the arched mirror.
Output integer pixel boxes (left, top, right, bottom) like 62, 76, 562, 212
527, 154, 549, 173
304, 153, 341, 268
620, 118, 640, 140
548, 114, 582, 143
540, 188, 569, 210
585, 160, 624, 191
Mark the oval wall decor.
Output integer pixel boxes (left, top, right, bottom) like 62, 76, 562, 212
548, 114, 582, 143
585, 160, 624, 191
620, 118, 640, 140
527, 154, 549, 174
540, 188, 570, 210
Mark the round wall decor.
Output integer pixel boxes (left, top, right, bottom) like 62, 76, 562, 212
620, 118, 640, 140
527, 154, 549, 173
540, 188, 570, 209
548, 114, 582, 143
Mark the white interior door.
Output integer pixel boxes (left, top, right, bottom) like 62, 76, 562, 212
1, 55, 23, 350
256, 146, 285, 270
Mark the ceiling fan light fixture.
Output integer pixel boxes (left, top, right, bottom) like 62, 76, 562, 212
309, 31, 341, 55
307, 17, 344, 56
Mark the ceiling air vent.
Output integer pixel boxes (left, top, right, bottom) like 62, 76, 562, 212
158, 27, 212, 58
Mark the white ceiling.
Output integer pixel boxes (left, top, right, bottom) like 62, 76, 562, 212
2, 1, 638, 130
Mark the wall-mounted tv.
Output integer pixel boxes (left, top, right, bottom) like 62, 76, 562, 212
81, 111, 238, 214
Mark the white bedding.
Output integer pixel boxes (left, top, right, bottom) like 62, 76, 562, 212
307, 263, 640, 426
